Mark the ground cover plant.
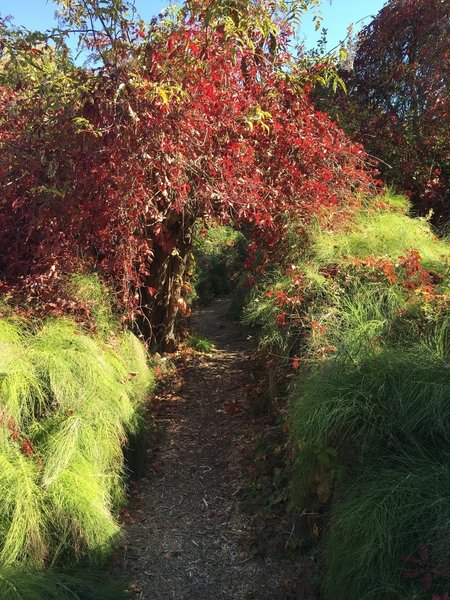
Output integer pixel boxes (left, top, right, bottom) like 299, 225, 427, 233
243, 192, 450, 599
0, 275, 154, 597
187, 334, 216, 354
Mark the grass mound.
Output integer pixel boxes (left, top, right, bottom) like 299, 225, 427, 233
0, 298, 154, 569
243, 194, 450, 599
324, 456, 450, 600
313, 195, 450, 271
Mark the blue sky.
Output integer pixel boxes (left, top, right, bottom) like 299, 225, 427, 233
0, 0, 386, 50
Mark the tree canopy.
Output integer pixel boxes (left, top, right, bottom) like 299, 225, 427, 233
0, 0, 375, 348
315, 0, 450, 222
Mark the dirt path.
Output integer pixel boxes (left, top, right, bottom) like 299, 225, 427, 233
118, 298, 311, 600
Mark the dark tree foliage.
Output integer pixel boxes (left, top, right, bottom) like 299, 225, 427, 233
315, 0, 450, 224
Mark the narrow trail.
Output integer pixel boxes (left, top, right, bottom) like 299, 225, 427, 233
118, 298, 310, 600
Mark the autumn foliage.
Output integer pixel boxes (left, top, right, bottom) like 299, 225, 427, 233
1, 2, 450, 599
316, 0, 450, 223
0, 1, 374, 348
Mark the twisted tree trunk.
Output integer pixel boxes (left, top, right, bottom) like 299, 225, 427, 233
138, 214, 195, 352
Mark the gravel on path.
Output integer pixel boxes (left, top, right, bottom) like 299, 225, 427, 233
117, 298, 312, 600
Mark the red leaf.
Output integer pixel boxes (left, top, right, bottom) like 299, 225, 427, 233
421, 572, 432, 591
223, 402, 239, 417
418, 544, 429, 563
20, 437, 35, 457
276, 312, 287, 326
402, 569, 420, 579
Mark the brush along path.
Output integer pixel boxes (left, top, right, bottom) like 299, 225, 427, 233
118, 297, 311, 600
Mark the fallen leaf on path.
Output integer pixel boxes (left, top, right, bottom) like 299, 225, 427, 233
222, 402, 240, 416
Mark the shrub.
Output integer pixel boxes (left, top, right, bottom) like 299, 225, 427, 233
314, 0, 450, 223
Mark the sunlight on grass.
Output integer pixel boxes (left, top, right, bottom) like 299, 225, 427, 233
0, 277, 154, 573
243, 193, 450, 599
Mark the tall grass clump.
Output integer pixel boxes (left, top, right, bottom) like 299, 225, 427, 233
0, 282, 154, 573
291, 331, 450, 598
242, 269, 295, 354
68, 273, 118, 336
323, 455, 450, 600
0, 566, 128, 599
313, 193, 450, 271
244, 193, 450, 599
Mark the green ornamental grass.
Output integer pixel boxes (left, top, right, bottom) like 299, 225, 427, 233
0, 566, 129, 599
0, 275, 154, 580
313, 195, 450, 272
244, 195, 450, 599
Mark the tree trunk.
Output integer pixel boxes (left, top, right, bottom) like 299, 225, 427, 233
138, 215, 194, 352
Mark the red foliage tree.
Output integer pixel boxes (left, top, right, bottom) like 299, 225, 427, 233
0, 1, 375, 349
316, 0, 450, 223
